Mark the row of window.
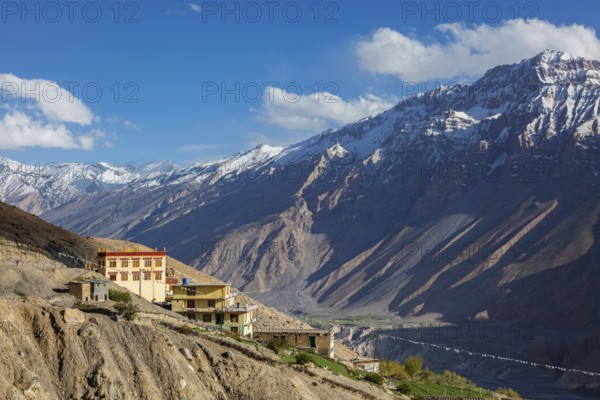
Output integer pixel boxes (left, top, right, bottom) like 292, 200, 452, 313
184, 287, 229, 296
106, 259, 163, 268
191, 313, 240, 323
186, 299, 217, 308
108, 271, 163, 281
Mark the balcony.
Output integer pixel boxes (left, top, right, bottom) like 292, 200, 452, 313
174, 291, 238, 300
183, 304, 258, 313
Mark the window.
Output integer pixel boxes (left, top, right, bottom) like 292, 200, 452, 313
186, 287, 196, 296
120, 272, 128, 281
208, 300, 216, 307
121, 260, 129, 268
202, 314, 211, 323
155, 259, 163, 267
143, 272, 152, 280
230, 327, 238, 334
186, 300, 195, 308
308, 336, 316, 348
108, 273, 117, 281
144, 260, 152, 267
154, 272, 162, 281
230, 314, 239, 323
109, 261, 117, 268
132, 272, 140, 281
133, 260, 140, 268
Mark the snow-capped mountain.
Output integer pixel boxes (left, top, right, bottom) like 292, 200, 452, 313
5, 50, 600, 218
3, 48, 600, 332
3, 50, 600, 388
0, 144, 283, 215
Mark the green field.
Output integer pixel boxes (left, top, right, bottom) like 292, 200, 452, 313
391, 378, 496, 398
280, 351, 511, 399
281, 352, 353, 378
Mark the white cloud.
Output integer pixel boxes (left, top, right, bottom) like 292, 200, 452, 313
260, 87, 398, 131
356, 20, 600, 81
0, 111, 95, 150
0, 73, 93, 125
123, 119, 141, 130
0, 73, 99, 150
187, 3, 201, 13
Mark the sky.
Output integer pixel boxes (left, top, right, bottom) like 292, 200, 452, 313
1, 0, 600, 166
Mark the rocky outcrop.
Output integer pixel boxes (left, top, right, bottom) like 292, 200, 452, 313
0, 299, 391, 400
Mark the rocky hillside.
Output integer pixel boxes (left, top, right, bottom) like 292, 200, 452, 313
0, 206, 388, 399
0, 201, 90, 268
0, 297, 389, 400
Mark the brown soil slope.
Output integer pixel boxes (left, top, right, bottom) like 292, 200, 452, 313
0, 204, 390, 399
0, 297, 390, 400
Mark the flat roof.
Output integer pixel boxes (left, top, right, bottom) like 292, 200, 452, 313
172, 283, 230, 287
98, 251, 166, 256
69, 279, 110, 284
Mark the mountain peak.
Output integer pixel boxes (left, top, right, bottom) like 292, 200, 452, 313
524, 49, 600, 84
249, 143, 284, 157
532, 49, 575, 63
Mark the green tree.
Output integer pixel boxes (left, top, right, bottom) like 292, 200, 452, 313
380, 360, 410, 379
403, 356, 423, 380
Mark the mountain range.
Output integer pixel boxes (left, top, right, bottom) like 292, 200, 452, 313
2, 51, 600, 381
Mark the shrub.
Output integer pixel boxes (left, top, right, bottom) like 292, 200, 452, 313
266, 337, 288, 354
364, 372, 385, 386
396, 382, 411, 395
404, 356, 423, 380
114, 300, 139, 321
296, 352, 314, 365
13, 290, 27, 298
422, 367, 432, 383
74, 301, 95, 309
109, 289, 132, 302
177, 325, 195, 335
497, 387, 523, 399
443, 369, 467, 385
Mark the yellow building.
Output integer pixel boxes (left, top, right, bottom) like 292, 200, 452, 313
96, 247, 166, 303
172, 282, 257, 337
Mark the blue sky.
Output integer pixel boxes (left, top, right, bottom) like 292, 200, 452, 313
1, 0, 600, 165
